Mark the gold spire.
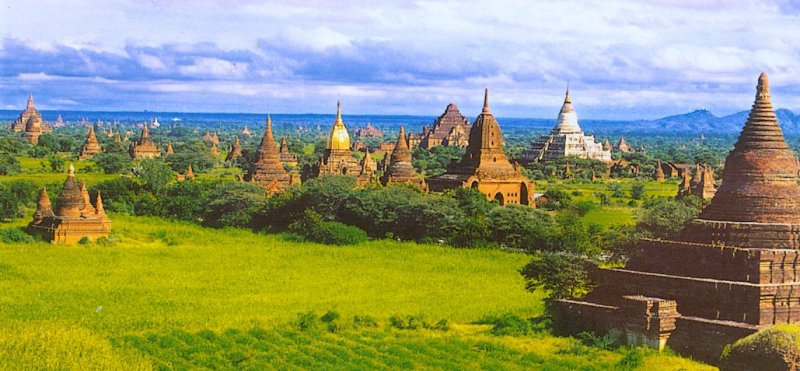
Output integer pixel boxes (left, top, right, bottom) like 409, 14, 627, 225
327, 99, 351, 151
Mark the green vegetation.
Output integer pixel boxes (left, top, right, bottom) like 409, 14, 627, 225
720, 324, 800, 370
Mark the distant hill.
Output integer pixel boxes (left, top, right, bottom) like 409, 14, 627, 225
577, 108, 799, 135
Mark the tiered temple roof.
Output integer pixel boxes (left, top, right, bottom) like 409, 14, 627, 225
245, 115, 296, 194
308, 100, 362, 181
27, 165, 110, 243
617, 136, 634, 153
79, 126, 102, 160
380, 127, 426, 190
520, 90, 611, 164
12, 95, 52, 144
129, 124, 160, 159
427, 89, 534, 206
165, 142, 174, 155
556, 73, 800, 364
418, 103, 471, 149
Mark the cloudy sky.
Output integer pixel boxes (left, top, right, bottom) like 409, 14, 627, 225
1, 0, 799, 119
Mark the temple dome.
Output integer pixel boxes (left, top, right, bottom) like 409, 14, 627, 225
552, 89, 582, 134
695, 72, 800, 225
327, 100, 351, 151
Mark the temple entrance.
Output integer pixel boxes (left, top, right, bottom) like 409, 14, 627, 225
494, 192, 505, 205
471, 181, 479, 189
520, 183, 529, 206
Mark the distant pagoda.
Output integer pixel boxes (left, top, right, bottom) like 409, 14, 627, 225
555, 73, 800, 364
520, 90, 611, 164
165, 142, 175, 155
27, 165, 111, 243
245, 115, 297, 194
79, 126, 102, 160
427, 89, 534, 206
308, 100, 361, 179
418, 103, 471, 149
381, 126, 426, 190
226, 137, 242, 161
241, 125, 252, 136
202, 130, 214, 142
210, 141, 220, 155
129, 124, 160, 159
356, 123, 383, 138
12, 94, 52, 144
616, 136, 634, 153
279, 137, 298, 168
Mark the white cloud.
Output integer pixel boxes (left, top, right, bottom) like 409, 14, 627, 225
178, 57, 249, 79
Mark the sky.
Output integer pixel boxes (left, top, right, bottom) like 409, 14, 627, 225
1, 0, 799, 119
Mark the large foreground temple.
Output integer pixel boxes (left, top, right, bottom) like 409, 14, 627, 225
519, 90, 611, 164
427, 89, 534, 206
555, 73, 800, 364
27, 165, 111, 243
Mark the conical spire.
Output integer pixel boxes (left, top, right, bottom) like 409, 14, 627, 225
33, 187, 55, 221
265, 115, 275, 144
395, 126, 409, 152
140, 124, 150, 140
80, 180, 96, 215
280, 136, 289, 153
482, 88, 491, 114
553, 88, 582, 134
27, 94, 34, 109
95, 192, 105, 215
696, 72, 800, 224
56, 165, 83, 217
166, 142, 174, 154
360, 147, 375, 175
327, 100, 351, 151
245, 114, 288, 186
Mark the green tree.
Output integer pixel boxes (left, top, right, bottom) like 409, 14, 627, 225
136, 159, 174, 194
637, 196, 701, 239
0, 155, 22, 175
630, 182, 646, 200
94, 152, 132, 174
0, 184, 22, 221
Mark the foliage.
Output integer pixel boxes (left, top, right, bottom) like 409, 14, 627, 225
93, 152, 131, 174
0, 184, 23, 221
630, 182, 646, 200
203, 181, 267, 228
637, 196, 701, 239
411, 146, 464, 177
0, 155, 22, 175
0, 227, 35, 243
165, 140, 218, 172
488, 205, 554, 251
521, 251, 598, 303
479, 314, 536, 336
135, 159, 174, 193
289, 209, 368, 245
47, 154, 66, 173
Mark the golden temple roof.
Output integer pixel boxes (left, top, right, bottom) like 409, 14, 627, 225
327, 100, 351, 151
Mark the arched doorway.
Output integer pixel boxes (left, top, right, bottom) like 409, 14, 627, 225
494, 192, 505, 206
471, 181, 479, 189
520, 183, 529, 206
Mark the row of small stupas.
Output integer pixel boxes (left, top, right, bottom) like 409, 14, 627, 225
557, 73, 800, 365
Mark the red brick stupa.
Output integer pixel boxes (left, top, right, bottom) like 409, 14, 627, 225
27, 165, 111, 243
380, 126, 426, 190
245, 115, 297, 194
79, 126, 102, 160
129, 124, 160, 159
556, 73, 800, 364
427, 89, 534, 206
12, 95, 52, 144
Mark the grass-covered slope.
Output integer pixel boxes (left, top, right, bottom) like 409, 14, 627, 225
0, 214, 711, 369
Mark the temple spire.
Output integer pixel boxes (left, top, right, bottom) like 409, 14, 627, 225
395, 126, 409, 151
482, 88, 491, 114
564, 88, 571, 104
336, 99, 342, 123
27, 94, 34, 109
33, 187, 55, 221
95, 192, 105, 215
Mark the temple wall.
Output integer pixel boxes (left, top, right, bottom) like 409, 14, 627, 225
595, 269, 800, 325
667, 317, 758, 365
683, 220, 800, 249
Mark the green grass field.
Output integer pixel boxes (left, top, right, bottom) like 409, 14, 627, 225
0, 214, 712, 369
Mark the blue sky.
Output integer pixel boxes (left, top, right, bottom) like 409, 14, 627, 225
1, 0, 799, 119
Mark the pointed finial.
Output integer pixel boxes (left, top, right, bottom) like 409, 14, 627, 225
336, 99, 342, 122
564, 88, 571, 104
482, 88, 490, 113
68, 164, 75, 176
95, 191, 105, 214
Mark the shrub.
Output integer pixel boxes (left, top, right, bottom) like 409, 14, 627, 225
78, 236, 92, 244
389, 314, 427, 330
0, 185, 23, 221
0, 228, 35, 243
295, 311, 322, 332
93, 152, 132, 174
720, 325, 800, 371
480, 314, 533, 336
352, 315, 379, 329
289, 210, 368, 245
0, 155, 22, 175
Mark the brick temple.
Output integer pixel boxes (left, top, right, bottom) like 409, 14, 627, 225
27, 165, 111, 243
555, 73, 800, 364
79, 126, 102, 160
244, 115, 298, 194
11, 94, 52, 144
427, 89, 534, 206
129, 124, 160, 159
279, 137, 298, 168
226, 137, 242, 161
308, 101, 363, 180
380, 126, 426, 190
417, 103, 471, 149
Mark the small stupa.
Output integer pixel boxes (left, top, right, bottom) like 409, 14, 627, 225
226, 137, 242, 161
79, 126, 102, 160
245, 115, 296, 194
279, 137, 298, 168
27, 165, 111, 243
617, 136, 634, 153
653, 160, 665, 182
165, 142, 174, 155
210, 141, 220, 155
380, 126, 426, 190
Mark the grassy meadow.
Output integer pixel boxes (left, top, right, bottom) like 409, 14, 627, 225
0, 213, 712, 369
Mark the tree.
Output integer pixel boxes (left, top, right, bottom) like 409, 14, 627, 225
47, 155, 66, 173
488, 205, 554, 251
203, 182, 267, 228
630, 182, 646, 200
0, 184, 22, 221
0, 155, 22, 175
94, 152, 132, 174
637, 196, 701, 239
136, 159, 174, 194
521, 251, 597, 302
